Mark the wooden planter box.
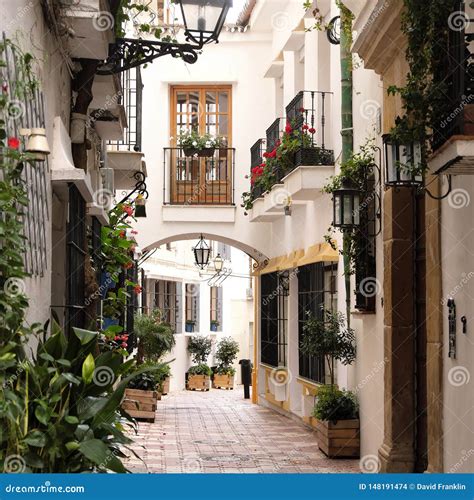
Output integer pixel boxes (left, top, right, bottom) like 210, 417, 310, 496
162, 377, 170, 395
187, 374, 210, 391
213, 373, 234, 390
122, 388, 157, 422
314, 419, 360, 458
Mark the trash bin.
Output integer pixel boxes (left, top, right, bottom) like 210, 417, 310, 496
239, 359, 253, 399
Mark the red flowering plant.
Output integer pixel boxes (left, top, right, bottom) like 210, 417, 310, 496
100, 202, 141, 351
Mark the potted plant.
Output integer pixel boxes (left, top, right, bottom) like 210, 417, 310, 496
178, 129, 219, 157
300, 309, 359, 458
210, 319, 220, 332
213, 336, 239, 389
123, 311, 175, 420
185, 319, 196, 333
186, 335, 213, 391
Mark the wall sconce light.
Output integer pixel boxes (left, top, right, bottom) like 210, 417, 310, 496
213, 253, 224, 274
134, 193, 147, 218
332, 178, 361, 230
20, 127, 50, 161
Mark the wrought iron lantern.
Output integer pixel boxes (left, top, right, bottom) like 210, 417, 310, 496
213, 253, 224, 273
383, 134, 423, 187
97, 0, 233, 74
332, 178, 361, 230
134, 193, 147, 218
193, 234, 211, 269
179, 0, 233, 45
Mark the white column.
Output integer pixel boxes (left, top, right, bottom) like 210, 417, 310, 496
288, 268, 301, 415
304, 18, 319, 91
283, 51, 296, 110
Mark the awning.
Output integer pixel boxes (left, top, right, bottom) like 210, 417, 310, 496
297, 242, 339, 267
256, 242, 339, 275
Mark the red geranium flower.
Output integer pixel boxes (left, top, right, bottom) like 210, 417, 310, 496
121, 342, 128, 348
299, 107, 305, 113
263, 151, 269, 158
275, 139, 281, 147
122, 204, 134, 216
123, 261, 133, 269
285, 122, 292, 134
133, 285, 142, 294
119, 230, 126, 238
309, 127, 316, 134
8, 137, 20, 149
302, 124, 309, 131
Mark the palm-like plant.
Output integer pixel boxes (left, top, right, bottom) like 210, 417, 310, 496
134, 311, 175, 364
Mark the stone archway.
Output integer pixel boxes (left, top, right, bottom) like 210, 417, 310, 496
143, 232, 269, 267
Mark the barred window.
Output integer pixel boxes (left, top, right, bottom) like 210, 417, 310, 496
298, 262, 337, 383
260, 271, 289, 367
153, 280, 179, 333
210, 286, 222, 330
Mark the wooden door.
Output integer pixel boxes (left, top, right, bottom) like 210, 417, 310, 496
170, 85, 232, 204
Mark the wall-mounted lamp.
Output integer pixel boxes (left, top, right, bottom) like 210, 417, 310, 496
20, 127, 50, 161
134, 193, 147, 218
213, 253, 224, 274
332, 178, 361, 230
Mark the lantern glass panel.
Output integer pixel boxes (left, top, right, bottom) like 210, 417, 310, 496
334, 195, 341, 226
353, 193, 360, 226
343, 194, 352, 226
180, 0, 230, 42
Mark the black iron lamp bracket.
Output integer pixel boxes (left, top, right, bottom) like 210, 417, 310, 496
422, 174, 452, 200
96, 38, 203, 75
118, 171, 149, 205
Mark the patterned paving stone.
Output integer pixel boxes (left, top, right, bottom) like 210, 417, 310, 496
126, 387, 359, 473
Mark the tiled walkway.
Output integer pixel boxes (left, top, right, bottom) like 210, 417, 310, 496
126, 386, 359, 473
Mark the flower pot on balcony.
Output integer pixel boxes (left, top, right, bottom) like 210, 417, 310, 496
198, 147, 215, 157
210, 322, 219, 332
185, 321, 195, 333
313, 418, 360, 458
122, 388, 157, 422
294, 147, 334, 167
183, 147, 198, 157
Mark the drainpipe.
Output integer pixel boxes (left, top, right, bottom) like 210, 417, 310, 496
340, 4, 354, 327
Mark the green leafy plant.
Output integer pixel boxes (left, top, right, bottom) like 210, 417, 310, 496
215, 336, 239, 375
187, 335, 213, 364
0, 323, 163, 473
127, 361, 169, 392
134, 311, 175, 364
177, 129, 224, 151
187, 335, 213, 376
188, 364, 212, 377
385, 0, 459, 174
300, 309, 356, 386
313, 385, 359, 422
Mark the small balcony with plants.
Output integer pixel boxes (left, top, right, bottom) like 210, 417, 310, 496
162, 129, 236, 222
242, 91, 335, 221
102, 67, 147, 191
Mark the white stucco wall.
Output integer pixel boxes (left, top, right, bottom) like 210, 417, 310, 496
441, 174, 474, 473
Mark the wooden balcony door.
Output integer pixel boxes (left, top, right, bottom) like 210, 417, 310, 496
170, 85, 232, 204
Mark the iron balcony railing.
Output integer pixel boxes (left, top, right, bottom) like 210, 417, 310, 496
432, 2, 474, 150
107, 66, 143, 152
163, 147, 235, 205
249, 90, 335, 201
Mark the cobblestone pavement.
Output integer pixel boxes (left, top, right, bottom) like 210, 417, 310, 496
126, 386, 359, 473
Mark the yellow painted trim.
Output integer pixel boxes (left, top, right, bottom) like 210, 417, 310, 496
251, 274, 259, 404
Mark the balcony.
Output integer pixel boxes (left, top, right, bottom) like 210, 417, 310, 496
248, 91, 335, 221
105, 67, 145, 189
430, 6, 474, 175
162, 147, 236, 222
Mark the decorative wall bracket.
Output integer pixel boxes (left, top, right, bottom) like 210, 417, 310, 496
448, 297, 456, 358
96, 38, 202, 75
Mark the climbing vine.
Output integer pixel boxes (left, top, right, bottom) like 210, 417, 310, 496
387, 0, 459, 173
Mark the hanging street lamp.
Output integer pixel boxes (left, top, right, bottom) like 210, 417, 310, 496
193, 234, 211, 269
134, 193, 147, 218
332, 178, 361, 230
97, 0, 233, 75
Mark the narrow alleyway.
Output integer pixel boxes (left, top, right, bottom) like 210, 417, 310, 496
126, 386, 359, 473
